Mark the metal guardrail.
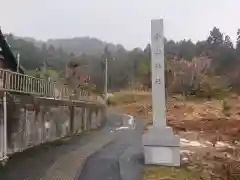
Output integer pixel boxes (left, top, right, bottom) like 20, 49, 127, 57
0, 68, 98, 102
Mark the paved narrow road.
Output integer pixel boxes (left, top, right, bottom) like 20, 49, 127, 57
0, 111, 144, 180
78, 112, 144, 180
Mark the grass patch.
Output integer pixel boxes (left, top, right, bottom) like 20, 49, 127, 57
144, 166, 201, 180
108, 91, 151, 106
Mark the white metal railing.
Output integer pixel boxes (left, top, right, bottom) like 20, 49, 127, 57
0, 69, 105, 162
0, 68, 99, 102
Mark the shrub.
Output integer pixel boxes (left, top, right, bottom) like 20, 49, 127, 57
167, 57, 211, 97
196, 75, 230, 99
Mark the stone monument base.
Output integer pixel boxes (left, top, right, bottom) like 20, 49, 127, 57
142, 126, 180, 166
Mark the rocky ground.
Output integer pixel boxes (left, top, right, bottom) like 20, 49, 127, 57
112, 92, 240, 180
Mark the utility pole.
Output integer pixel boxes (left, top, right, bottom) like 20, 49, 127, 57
65, 60, 68, 78
17, 52, 20, 73
104, 57, 108, 101
43, 60, 47, 73
133, 59, 137, 85
43, 60, 48, 80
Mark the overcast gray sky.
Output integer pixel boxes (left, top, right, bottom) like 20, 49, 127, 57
1, 0, 239, 49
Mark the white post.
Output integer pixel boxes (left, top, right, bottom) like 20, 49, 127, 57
104, 58, 108, 102
142, 19, 180, 166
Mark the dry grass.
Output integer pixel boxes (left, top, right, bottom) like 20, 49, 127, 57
144, 166, 201, 180
108, 91, 150, 106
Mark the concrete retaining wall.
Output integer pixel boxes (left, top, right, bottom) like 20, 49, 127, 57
0, 93, 106, 155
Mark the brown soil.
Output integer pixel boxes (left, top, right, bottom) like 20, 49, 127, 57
112, 93, 240, 180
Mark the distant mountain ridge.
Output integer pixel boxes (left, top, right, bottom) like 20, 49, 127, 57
22, 36, 126, 56
47, 37, 126, 56
22, 37, 44, 48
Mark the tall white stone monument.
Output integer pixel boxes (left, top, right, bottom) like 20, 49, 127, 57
142, 19, 180, 166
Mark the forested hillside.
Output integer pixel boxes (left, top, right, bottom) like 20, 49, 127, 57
5, 27, 240, 94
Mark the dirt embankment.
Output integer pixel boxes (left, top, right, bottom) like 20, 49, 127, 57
112, 92, 240, 180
